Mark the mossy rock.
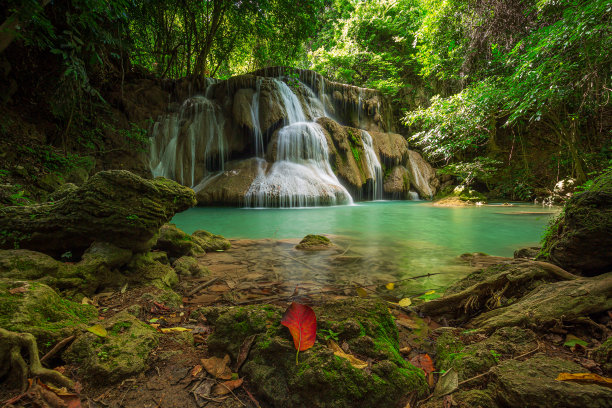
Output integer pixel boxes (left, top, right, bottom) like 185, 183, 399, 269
491, 355, 612, 407
37, 172, 65, 193
422, 389, 498, 408
593, 337, 612, 376
126, 252, 178, 289
154, 224, 205, 258
0, 279, 97, 348
539, 169, 612, 275
199, 299, 428, 407
434, 327, 537, 382
192, 230, 231, 251
63, 311, 159, 384
172, 256, 210, 277
295, 234, 333, 251
0, 170, 196, 257
49, 183, 78, 202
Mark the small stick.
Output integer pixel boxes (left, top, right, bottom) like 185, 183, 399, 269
187, 277, 220, 297
40, 335, 75, 365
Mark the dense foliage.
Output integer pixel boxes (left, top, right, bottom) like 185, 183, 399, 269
1, 0, 610, 196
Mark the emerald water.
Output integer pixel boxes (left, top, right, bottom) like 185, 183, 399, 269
172, 202, 558, 293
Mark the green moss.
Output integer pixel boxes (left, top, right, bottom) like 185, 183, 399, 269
0, 279, 97, 348
63, 311, 159, 384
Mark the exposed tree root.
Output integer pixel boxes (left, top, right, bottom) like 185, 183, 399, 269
0, 328, 74, 391
417, 260, 578, 321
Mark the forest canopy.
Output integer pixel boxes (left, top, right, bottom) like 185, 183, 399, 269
1, 0, 610, 194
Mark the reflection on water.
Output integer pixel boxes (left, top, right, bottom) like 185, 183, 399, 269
172, 202, 558, 293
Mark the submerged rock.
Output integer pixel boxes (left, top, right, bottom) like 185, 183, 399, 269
539, 169, 612, 275
0, 170, 196, 257
295, 234, 334, 251
63, 311, 159, 384
197, 299, 428, 407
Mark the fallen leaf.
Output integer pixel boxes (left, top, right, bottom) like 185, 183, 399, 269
191, 365, 202, 377
563, 334, 588, 349
424, 290, 436, 295
86, 324, 107, 338
434, 367, 458, 396
396, 316, 420, 330
234, 334, 257, 372
556, 372, 612, 388
398, 298, 412, 307
9, 286, 28, 294
385, 283, 395, 290
329, 340, 368, 369
355, 287, 369, 298
399, 346, 412, 354
419, 291, 442, 301
281, 302, 317, 352
411, 354, 435, 386
160, 327, 192, 333
213, 378, 244, 396
201, 355, 233, 380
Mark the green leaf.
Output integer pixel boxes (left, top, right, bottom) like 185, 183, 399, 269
87, 324, 107, 337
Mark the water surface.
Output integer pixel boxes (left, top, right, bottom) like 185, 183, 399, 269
172, 202, 557, 293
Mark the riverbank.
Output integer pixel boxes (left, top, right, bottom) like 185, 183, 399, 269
1, 170, 610, 407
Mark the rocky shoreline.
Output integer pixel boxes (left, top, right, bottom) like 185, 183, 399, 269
1, 169, 611, 407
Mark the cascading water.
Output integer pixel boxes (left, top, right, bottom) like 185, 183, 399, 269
251, 79, 264, 157
361, 130, 383, 200
148, 67, 439, 206
245, 79, 352, 207
149, 92, 226, 188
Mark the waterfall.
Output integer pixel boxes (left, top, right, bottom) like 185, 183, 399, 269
407, 150, 435, 199
245, 78, 352, 207
408, 191, 420, 201
361, 130, 383, 200
251, 79, 264, 157
149, 92, 226, 188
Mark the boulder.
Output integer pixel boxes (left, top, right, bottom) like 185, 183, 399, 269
232, 88, 255, 130
593, 337, 612, 376
195, 158, 264, 206
539, 169, 612, 275
63, 311, 159, 384
514, 246, 540, 259
192, 230, 231, 251
407, 150, 438, 199
172, 256, 210, 277
383, 166, 410, 198
154, 224, 205, 257
0, 279, 97, 347
295, 234, 334, 251
0, 170, 196, 257
197, 299, 428, 408
491, 355, 612, 407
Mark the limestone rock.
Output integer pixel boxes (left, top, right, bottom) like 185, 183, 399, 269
0, 170, 196, 257
49, 182, 78, 201
126, 252, 178, 289
407, 150, 438, 199
0, 279, 97, 346
295, 234, 334, 251
492, 355, 612, 408
514, 246, 540, 259
154, 224, 205, 257
63, 311, 159, 384
192, 230, 231, 251
370, 131, 409, 166
593, 337, 612, 376
173, 256, 210, 277
232, 88, 255, 130
197, 299, 428, 408
195, 158, 264, 206
383, 166, 410, 198
539, 169, 612, 275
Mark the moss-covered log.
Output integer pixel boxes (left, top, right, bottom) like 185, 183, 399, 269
0, 170, 196, 257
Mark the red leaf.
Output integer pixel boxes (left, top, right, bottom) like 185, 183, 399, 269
410, 353, 435, 375
281, 302, 316, 351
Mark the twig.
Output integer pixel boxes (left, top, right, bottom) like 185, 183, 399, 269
187, 277, 220, 297
243, 386, 262, 408
40, 335, 75, 365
